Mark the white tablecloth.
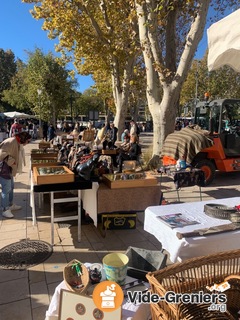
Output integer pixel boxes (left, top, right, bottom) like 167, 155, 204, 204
81, 181, 99, 227
144, 197, 240, 263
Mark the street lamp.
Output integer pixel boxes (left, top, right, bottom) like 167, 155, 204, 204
37, 89, 42, 137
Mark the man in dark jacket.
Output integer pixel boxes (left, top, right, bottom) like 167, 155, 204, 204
47, 124, 56, 141
117, 134, 141, 173
102, 122, 118, 150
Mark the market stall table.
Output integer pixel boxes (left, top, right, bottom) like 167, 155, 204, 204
81, 182, 162, 224
45, 263, 151, 320
144, 197, 240, 263
30, 174, 92, 246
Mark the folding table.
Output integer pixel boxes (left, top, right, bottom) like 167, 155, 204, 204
30, 174, 92, 245
144, 197, 240, 262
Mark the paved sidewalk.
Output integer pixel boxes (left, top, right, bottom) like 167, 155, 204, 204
0, 139, 239, 319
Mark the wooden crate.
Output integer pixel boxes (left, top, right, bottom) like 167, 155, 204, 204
39, 141, 51, 149
35, 148, 57, 153
102, 172, 158, 189
31, 153, 58, 160
101, 149, 117, 155
33, 166, 74, 185
31, 150, 58, 164
61, 137, 75, 145
31, 161, 59, 170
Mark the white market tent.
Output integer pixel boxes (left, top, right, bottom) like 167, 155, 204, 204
3, 111, 36, 119
207, 9, 240, 72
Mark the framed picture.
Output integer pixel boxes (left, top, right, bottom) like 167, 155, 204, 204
59, 289, 121, 320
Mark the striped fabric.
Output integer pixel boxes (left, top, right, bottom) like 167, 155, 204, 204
161, 127, 213, 164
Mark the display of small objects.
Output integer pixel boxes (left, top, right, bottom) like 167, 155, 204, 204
31, 148, 56, 154
37, 167, 68, 175
93, 308, 104, 319
72, 262, 83, 276
106, 172, 146, 181
75, 303, 86, 315
89, 263, 102, 284
32, 159, 57, 164
69, 262, 84, 289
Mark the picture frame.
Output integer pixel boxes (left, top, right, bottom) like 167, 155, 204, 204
59, 289, 121, 320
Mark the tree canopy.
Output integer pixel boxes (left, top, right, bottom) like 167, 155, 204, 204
0, 49, 17, 111
181, 54, 240, 115
21, 0, 240, 164
0, 49, 16, 94
23, 0, 142, 136
2, 48, 76, 122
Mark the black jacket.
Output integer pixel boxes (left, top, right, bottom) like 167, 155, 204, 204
129, 142, 141, 159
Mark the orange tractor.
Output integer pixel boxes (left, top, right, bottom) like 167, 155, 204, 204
191, 98, 240, 185
162, 99, 240, 185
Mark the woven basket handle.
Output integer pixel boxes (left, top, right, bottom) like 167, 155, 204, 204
224, 274, 240, 281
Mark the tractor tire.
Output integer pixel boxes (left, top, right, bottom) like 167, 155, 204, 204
195, 159, 216, 186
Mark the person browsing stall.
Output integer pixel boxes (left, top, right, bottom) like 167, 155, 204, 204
121, 129, 129, 142
119, 134, 130, 152
9, 119, 23, 137
102, 122, 118, 150
47, 123, 56, 141
109, 122, 118, 146
0, 132, 31, 218
117, 134, 141, 173
95, 123, 107, 145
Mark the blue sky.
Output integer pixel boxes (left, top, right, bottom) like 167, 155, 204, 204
0, 0, 94, 92
0, 1, 232, 92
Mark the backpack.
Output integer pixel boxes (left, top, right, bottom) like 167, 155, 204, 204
136, 125, 140, 135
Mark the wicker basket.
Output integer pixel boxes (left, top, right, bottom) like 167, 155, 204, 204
146, 249, 240, 320
63, 259, 89, 294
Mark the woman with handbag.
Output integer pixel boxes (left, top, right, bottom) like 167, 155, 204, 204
0, 132, 31, 218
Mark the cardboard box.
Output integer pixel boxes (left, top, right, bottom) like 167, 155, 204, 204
102, 172, 158, 189
102, 213, 137, 230
33, 166, 74, 185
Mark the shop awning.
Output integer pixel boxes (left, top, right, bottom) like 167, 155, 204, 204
207, 9, 240, 72
3, 111, 36, 119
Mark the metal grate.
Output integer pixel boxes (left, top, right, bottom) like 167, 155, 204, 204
0, 239, 53, 270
